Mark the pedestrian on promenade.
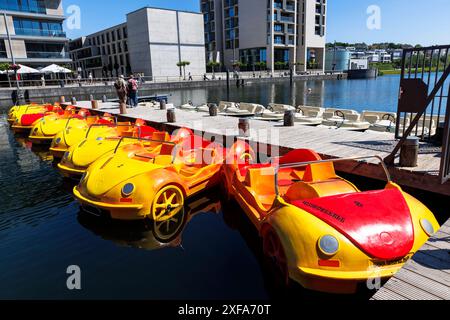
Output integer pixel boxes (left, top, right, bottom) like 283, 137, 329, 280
40, 75, 45, 87
188, 72, 193, 81
127, 74, 139, 108
114, 75, 128, 107
88, 72, 93, 84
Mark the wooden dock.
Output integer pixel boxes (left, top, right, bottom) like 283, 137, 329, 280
372, 218, 450, 300
69, 101, 450, 196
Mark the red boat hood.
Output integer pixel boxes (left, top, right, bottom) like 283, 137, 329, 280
21, 113, 45, 126
290, 189, 414, 261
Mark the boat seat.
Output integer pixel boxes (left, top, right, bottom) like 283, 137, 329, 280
244, 166, 277, 210
285, 162, 358, 200
150, 131, 170, 147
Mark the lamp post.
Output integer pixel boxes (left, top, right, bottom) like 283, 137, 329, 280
3, 13, 21, 105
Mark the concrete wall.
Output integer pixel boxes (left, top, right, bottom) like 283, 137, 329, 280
127, 9, 152, 76
239, 0, 268, 50
45, 0, 65, 16
0, 15, 15, 35
128, 8, 205, 78
5, 40, 27, 59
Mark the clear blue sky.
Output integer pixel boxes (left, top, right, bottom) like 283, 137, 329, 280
63, 0, 450, 46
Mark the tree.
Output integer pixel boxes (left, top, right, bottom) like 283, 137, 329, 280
177, 61, 190, 80
0, 63, 10, 71
207, 61, 221, 78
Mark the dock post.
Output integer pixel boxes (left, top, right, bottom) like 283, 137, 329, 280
226, 70, 230, 101
119, 102, 127, 114
59, 96, 65, 104
102, 95, 108, 103
167, 109, 176, 123
91, 100, 99, 110
284, 110, 295, 127
71, 97, 77, 105
238, 118, 250, 137
400, 136, 419, 167
290, 67, 293, 86
160, 100, 167, 110
209, 103, 218, 116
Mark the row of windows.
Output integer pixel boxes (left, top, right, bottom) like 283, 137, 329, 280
0, 0, 46, 14
13, 17, 65, 37
87, 27, 128, 47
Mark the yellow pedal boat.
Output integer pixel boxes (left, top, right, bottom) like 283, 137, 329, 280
73, 132, 221, 220
58, 128, 192, 179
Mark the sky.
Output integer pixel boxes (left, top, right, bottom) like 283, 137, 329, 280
63, 0, 450, 46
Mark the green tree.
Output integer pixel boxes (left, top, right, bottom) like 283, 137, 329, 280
0, 63, 10, 71
207, 61, 221, 78
177, 61, 191, 80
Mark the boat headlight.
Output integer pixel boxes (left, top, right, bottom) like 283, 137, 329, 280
63, 151, 70, 160
96, 137, 104, 141
420, 218, 435, 236
55, 137, 62, 145
318, 235, 340, 256
122, 183, 135, 197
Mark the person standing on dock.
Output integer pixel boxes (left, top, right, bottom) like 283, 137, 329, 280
114, 75, 128, 107
127, 74, 139, 108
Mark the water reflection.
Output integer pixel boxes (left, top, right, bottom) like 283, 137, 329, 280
78, 194, 222, 250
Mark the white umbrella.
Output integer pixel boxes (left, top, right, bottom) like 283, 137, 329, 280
14, 64, 40, 74
40, 64, 72, 74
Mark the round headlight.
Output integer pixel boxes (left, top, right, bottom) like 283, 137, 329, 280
96, 137, 104, 141
318, 235, 340, 256
420, 218, 435, 236
122, 183, 135, 197
55, 137, 62, 145
63, 151, 70, 160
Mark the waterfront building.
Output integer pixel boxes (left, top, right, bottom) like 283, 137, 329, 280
0, 0, 71, 68
69, 7, 206, 79
201, 0, 327, 73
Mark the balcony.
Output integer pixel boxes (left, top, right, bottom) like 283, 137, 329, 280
26, 51, 70, 59
14, 28, 67, 38
1, 4, 47, 14
280, 15, 294, 23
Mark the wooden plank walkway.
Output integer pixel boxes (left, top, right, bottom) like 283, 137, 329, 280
69, 101, 450, 196
372, 218, 450, 300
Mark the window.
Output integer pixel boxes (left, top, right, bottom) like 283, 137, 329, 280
117, 29, 121, 40
0, 0, 46, 14
112, 31, 115, 42
13, 18, 65, 37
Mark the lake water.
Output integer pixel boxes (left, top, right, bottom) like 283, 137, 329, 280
154, 75, 402, 113
0, 75, 447, 300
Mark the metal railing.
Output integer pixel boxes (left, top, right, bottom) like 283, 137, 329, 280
385, 44, 450, 183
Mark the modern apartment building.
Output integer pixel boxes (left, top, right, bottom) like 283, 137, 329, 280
0, 0, 71, 67
69, 7, 206, 79
201, 0, 327, 72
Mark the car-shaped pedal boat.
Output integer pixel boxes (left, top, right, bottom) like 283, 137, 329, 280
58, 127, 192, 178
11, 105, 64, 133
49, 115, 143, 158
73, 134, 225, 220
8, 104, 58, 127
222, 142, 440, 294
28, 108, 90, 145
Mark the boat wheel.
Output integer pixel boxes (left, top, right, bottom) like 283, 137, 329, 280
262, 226, 289, 285
334, 110, 346, 129
151, 185, 185, 242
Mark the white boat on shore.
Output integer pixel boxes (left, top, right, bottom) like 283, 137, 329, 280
253, 103, 295, 121
319, 108, 371, 131
294, 106, 325, 126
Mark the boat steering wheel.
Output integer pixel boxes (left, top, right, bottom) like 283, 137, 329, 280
295, 108, 305, 116
240, 152, 254, 162
382, 113, 396, 132
334, 110, 346, 129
